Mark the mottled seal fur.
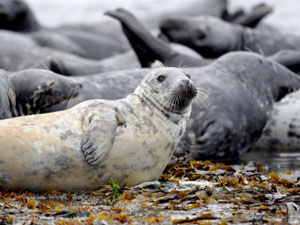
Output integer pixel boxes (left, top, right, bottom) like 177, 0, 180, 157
160, 16, 300, 58
0, 68, 201, 191
45, 52, 300, 161
253, 90, 300, 151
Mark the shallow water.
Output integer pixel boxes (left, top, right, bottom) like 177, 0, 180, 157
238, 151, 300, 181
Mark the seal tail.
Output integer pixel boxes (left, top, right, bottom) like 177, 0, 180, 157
105, 8, 176, 67
226, 3, 273, 28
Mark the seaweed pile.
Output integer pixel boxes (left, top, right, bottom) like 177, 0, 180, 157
0, 158, 299, 224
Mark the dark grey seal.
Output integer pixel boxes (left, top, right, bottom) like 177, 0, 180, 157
105, 8, 211, 68
45, 52, 300, 161
160, 16, 300, 58
0, 69, 82, 119
0, 0, 232, 60
0, 70, 14, 119
0, 29, 203, 76
0, 30, 139, 75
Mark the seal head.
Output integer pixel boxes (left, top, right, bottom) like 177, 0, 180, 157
134, 68, 199, 121
0, 0, 40, 32
160, 16, 241, 58
9, 69, 82, 116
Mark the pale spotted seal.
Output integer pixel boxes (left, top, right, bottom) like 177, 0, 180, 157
253, 90, 300, 151
0, 67, 205, 191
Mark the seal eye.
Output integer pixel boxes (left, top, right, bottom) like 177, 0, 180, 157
157, 75, 166, 82
186, 74, 191, 79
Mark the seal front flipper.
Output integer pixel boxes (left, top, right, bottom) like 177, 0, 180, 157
82, 108, 124, 166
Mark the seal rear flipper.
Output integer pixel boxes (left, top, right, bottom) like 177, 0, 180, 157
105, 8, 175, 67
81, 108, 121, 166
232, 3, 273, 28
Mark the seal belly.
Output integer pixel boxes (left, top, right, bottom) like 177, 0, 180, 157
0, 110, 86, 191
99, 99, 179, 187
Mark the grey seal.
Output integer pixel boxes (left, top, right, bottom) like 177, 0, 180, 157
9, 69, 82, 117
0, 0, 231, 59
44, 52, 300, 161
0, 67, 203, 191
160, 16, 300, 58
0, 69, 82, 119
253, 90, 300, 152
105, 8, 211, 68
0, 31, 136, 74
0, 30, 201, 76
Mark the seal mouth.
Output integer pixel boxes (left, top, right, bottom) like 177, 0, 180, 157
164, 80, 198, 113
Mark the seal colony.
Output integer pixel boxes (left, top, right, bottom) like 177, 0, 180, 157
0, 68, 205, 191
0, 0, 300, 195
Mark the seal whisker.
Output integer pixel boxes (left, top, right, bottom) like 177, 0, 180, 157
66, 96, 76, 109
192, 87, 209, 111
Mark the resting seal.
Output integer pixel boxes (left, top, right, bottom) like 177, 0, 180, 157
9, 69, 82, 117
160, 16, 300, 58
253, 90, 300, 151
0, 69, 81, 119
105, 8, 210, 68
0, 0, 228, 59
44, 52, 300, 161
0, 68, 203, 191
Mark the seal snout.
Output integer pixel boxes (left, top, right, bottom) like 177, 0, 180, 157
167, 78, 198, 112
179, 79, 198, 99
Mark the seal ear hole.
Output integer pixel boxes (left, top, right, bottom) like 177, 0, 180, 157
157, 75, 166, 82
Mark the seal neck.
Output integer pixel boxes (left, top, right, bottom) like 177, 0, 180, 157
131, 86, 190, 124
231, 25, 245, 52
236, 26, 263, 54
